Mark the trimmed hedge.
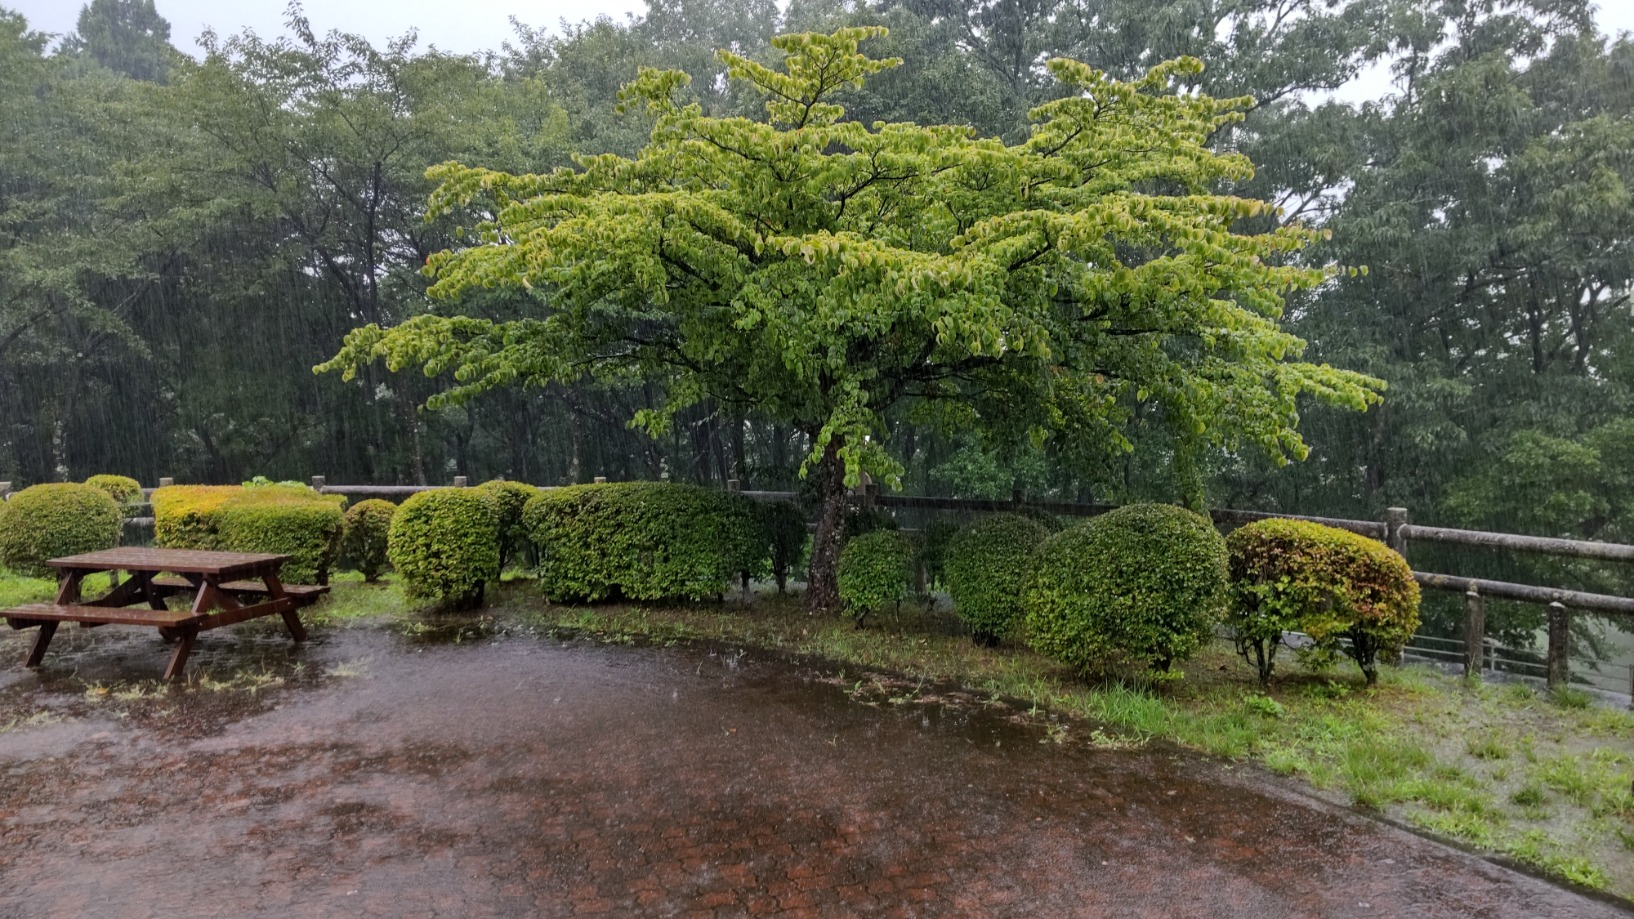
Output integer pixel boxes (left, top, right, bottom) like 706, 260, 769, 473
388, 488, 499, 608
1226, 518, 1421, 685
477, 479, 540, 569
152, 484, 346, 584
761, 500, 808, 594
837, 530, 915, 624
85, 474, 143, 509
1014, 506, 1067, 533
342, 499, 397, 582
945, 514, 1050, 646
1023, 504, 1228, 677
0, 483, 123, 578
523, 482, 764, 602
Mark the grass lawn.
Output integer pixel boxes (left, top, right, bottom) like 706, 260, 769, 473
3, 570, 1631, 899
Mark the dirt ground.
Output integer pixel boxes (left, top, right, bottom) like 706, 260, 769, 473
0, 621, 1629, 918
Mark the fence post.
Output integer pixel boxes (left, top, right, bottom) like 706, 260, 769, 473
452, 476, 468, 488
726, 479, 740, 494
1385, 507, 1409, 557
1546, 601, 1570, 692
1463, 585, 1485, 678
310, 475, 326, 491
593, 476, 607, 484
0, 481, 10, 501
157, 477, 174, 488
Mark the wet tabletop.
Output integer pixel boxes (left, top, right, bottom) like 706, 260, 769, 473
0, 626, 1628, 919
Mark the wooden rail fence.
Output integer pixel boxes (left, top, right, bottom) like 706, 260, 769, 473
4, 475, 1629, 703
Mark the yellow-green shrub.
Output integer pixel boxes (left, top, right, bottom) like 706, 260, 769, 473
945, 514, 1050, 646
1226, 518, 1421, 685
85, 474, 143, 509
151, 484, 346, 584
837, 530, 915, 624
476, 479, 539, 569
1023, 504, 1228, 678
522, 482, 765, 602
342, 499, 396, 581
388, 488, 499, 608
0, 483, 122, 578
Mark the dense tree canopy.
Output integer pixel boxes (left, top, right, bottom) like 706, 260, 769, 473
318, 28, 1381, 606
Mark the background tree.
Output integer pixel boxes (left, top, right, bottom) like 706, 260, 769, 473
320, 28, 1381, 608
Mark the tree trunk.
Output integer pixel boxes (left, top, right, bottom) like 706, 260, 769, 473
805, 436, 848, 614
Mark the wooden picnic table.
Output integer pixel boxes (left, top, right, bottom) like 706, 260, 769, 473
2, 547, 328, 681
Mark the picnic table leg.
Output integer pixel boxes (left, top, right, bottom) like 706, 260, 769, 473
162, 625, 198, 681
261, 574, 308, 642
24, 621, 58, 668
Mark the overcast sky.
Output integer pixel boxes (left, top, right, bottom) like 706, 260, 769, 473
8, 0, 1634, 96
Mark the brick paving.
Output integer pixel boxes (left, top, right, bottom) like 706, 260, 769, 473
0, 629, 1628, 918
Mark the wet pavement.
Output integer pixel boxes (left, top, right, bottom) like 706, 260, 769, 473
0, 622, 1629, 919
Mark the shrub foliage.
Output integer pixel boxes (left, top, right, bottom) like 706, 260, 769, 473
917, 519, 962, 591
523, 482, 764, 602
85, 474, 143, 509
476, 479, 540, 569
761, 500, 808, 594
1023, 504, 1228, 677
0, 483, 123, 578
1226, 518, 1421, 685
837, 530, 915, 624
153, 484, 347, 584
342, 498, 397, 582
945, 513, 1050, 645
388, 488, 499, 608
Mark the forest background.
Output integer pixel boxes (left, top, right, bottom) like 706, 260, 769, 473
3, 0, 1634, 565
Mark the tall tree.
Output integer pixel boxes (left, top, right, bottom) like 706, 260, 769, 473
63, 0, 177, 83
320, 28, 1381, 609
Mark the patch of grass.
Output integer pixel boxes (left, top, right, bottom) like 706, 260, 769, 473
0, 572, 55, 607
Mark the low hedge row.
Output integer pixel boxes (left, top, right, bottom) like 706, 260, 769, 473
857, 505, 1418, 685
524, 482, 764, 602
153, 483, 346, 584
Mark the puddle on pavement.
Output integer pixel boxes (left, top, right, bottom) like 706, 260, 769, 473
1, 623, 1629, 919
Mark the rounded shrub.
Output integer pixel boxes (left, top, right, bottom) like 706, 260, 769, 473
1227, 518, 1420, 685
761, 499, 808, 594
342, 499, 396, 582
945, 513, 1050, 646
0, 483, 123, 578
388, 488, 499, 609
1014, 506, 1067, 533
153, 484, 346, 584
85, 474, 143, 510
476, 479, 540, 569
523, 482, 765, 602
1023, 503, 1228, 677
837, 530, 915, 625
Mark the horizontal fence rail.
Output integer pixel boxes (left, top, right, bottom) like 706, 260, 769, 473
6, 476, 1630, 705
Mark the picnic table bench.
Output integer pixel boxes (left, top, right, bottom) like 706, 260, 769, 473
2, 547, 329, 681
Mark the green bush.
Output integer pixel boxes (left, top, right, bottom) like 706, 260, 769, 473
1014, 506, 1067, 533
523, 482, 765, 602
342, 499, 396, 582
388, 488, 499, 608
945, 514, 1050, 645
85, 474, 143, 510
1226, 518, 1421, 685
476, 479, 540, 569
918, 519, 962, 590
0, 483, 123, 578
837, 530, 915, 624
843, 506, 898, 539
761, 500, 808, 594
1023, 503, 1228, 678
152, 484, 346, 584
